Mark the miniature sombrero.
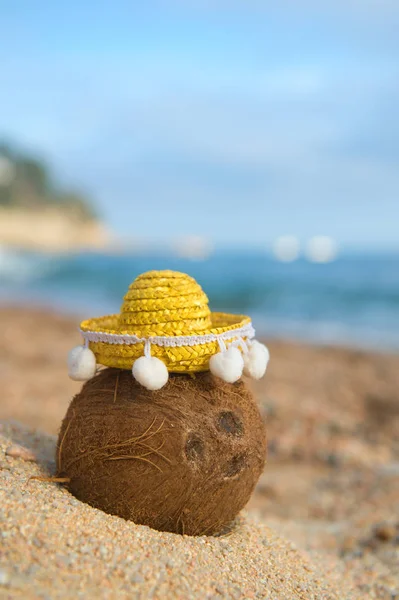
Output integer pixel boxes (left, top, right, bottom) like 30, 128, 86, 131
68, 270, 269, 390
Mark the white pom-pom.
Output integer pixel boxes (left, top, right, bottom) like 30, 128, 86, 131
209, 346, 244, 383
132, 356, 169, 390
243, 340, 270, 380
68, 345, 97, 381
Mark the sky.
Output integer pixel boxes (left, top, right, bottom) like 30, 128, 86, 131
1, 1, 399, 251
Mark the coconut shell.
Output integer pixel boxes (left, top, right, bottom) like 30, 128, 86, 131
57, 369, 267, 536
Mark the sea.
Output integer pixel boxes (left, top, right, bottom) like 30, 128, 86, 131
1, 248, 398, 352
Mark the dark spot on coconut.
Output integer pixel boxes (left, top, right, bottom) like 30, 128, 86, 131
218, 411, 243, 436
185, 434, 204, 461
225, 454, 246, 478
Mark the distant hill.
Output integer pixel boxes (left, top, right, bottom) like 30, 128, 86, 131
0, 142, 96, 220
0, 142, 112, 252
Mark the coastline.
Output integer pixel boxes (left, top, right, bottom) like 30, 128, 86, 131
1, 305, 398, 598
0, 207, 112, 253
2, 250, 399, 355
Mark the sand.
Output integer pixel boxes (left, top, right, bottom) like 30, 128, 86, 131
1, 306, 398, 598
0, 420, 360, 600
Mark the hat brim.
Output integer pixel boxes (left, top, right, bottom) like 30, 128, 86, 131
80, 312, 253, 372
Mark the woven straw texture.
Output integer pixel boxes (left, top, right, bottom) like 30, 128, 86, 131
80, 270, 252, 372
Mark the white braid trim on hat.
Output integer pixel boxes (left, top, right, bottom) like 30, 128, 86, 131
79, 322, 255, 348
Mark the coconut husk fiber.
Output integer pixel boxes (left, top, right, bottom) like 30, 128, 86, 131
57, 369, 267, 536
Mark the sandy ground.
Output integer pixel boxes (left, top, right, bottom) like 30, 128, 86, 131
1, 306, 398, 598
0, 420, 360, 600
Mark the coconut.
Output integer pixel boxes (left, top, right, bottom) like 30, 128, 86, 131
57, 368, 267, 536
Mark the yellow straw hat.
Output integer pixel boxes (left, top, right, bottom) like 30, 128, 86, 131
68, 270, 269, 390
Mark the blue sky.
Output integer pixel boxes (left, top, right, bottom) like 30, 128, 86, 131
1, 1, 399, 250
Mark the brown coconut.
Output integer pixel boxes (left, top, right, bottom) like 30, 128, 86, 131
57, 368, 266, 536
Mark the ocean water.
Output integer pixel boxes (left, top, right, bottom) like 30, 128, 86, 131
1, 248, 399, 351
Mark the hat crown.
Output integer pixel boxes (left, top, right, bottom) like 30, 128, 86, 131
119, 270, 211, 335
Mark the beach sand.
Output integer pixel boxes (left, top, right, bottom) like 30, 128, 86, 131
1, 420, 359, 600
1, 306, 398, 598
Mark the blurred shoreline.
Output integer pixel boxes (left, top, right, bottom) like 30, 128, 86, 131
1, 249, 399, 352
0, 207, 112, 253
